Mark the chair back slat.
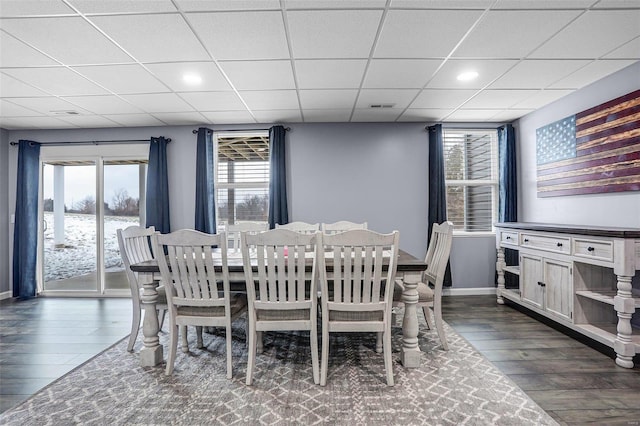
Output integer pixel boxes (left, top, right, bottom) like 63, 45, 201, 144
423, 222, 454, 298
154, 230, 229, 307
117, 226, 157, 296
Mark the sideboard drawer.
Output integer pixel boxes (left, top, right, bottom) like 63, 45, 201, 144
501, 231, 519, 246
574, 238, 614, 262
521, 233, 571, 254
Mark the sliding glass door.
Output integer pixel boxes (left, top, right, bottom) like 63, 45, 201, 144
39, 144, 148, 296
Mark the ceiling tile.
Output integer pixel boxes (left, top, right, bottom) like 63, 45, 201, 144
375, 10, 483, 58
175, 0, 281, 11
303, 109, 352, 122
0, 99, 44, 116
397, 108, 454, 122
351, 108, 402, 122
592, 0, 640, 8
548, 60, 637, 89
187, 11, 289, 60
287, 10, 382, 59
90, 14, 210, 62
120, 93, 196, 113
491, 0, 594, 8
604, 38, 640, 59
0, 17, 133, 65
67, 0, 177, 14
239, 90, 299, 110
252, 109, 303, 123
71, 64, 170, 94
102, 113, 166, 127
200, 110, 256, 123
511, 89, 573, 109
426, 59, 518, 89
453, 10, 581, 59
287, 0, 387, 8
356, 89, 419, 109
219, 60, 295, 90
0, 32, 59, 67
529, 10, 640, 59
410, 89, 477, 109
390, 0, 493, 8
0, 1, 75, 17
0, 72, 49, 97
2, 67, 110, 95
364, 59, 442, 89
145, 62, 231, 91
55, 114, 121, 127
489, 60, 591, 89
445, 109, 503, 121
462, 89, 540, 109
489, 109, 535, 122
7, 96, 90, 114
0, 116, 79, 129
179, 91, 247, 111
295, 60, 367, 89
298, 89, 358, 109
151, 111, 208, 125
61, 95, 144, 114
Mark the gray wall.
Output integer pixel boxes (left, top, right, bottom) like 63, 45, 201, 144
0, 129, 9, 295
516, 61, 640, 227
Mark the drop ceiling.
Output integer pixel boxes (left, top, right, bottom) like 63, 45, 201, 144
0, 0, 638, 130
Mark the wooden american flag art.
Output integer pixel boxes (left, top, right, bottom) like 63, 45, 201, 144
535, 90, 640, 197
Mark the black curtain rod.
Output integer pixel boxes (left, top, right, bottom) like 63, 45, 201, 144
192, 127, 290, 134
9, 138, 171, 146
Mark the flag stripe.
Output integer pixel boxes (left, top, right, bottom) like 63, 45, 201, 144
538, 174, 640, 192
576, 112, 640, 142
575, 102, 640, 135
576, 132, 640, 156
537, 150, 640, 176
537, 159, 640, 182
575, 89, 640, 123
537, 143, 640, 172
537, 165, 640, 187
537, 181, 640, 197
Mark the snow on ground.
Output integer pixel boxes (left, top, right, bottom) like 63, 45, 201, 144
44, 212, 138, 282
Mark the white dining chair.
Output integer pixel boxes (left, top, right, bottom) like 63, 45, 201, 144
318, 229, 400, 386
276, 221, 320, 234
152, 229, 247, 377
117, 225, 168, 352
392, 221, 454, 350
321, 221, 368, 234
225, 221, 268, 253
240, 228, 321, 385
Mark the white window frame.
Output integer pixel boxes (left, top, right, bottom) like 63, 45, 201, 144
443, 128, 499, 236
214, 130, 270, 230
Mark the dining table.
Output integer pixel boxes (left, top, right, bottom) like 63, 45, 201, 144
130, 248, 428, 369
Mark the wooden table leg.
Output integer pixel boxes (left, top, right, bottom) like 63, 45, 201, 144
400, 271, 421, 368
139, 273, 163, 367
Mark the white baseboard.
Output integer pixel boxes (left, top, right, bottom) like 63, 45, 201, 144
443, 287, 496, 296
0, 290, 12, 301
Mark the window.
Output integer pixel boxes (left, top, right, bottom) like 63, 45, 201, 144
443, 129, 498, 233
215, 131, 270, 229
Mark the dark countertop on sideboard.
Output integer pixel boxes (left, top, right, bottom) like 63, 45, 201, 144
495, 222, 640, 239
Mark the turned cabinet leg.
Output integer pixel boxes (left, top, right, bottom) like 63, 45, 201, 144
496, 248, 505, 305
613, 275, 635, 369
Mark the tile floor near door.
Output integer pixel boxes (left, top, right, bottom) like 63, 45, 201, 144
0, 295, 639, 425
0, 297, 131, 412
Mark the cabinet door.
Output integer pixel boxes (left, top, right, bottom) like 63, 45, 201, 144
521, 254, 544, 309
544, 259, 573, 322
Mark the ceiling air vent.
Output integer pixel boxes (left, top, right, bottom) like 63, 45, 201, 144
369, 103, 395, 109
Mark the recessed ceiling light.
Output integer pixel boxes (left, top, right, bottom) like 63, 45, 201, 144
183, 73, 202, 85
457, 71, 479, 82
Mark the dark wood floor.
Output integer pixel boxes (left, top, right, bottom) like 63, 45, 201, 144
442, 295, 640, 426
1, 295, 638, 425
0, 297, 131, 413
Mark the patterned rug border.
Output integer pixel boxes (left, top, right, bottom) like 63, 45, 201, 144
0, 314, 559, 426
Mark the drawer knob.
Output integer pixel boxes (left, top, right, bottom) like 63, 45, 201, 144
537, 281, 546, 287
506, 236, 511, 240
587, 246, 595, 252
557, 242, 563, 247
524, 238, 529, 243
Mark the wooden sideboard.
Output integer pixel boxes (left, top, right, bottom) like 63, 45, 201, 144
495, 222, 640, 369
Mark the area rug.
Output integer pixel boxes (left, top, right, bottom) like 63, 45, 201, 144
0, 313, 557, 426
